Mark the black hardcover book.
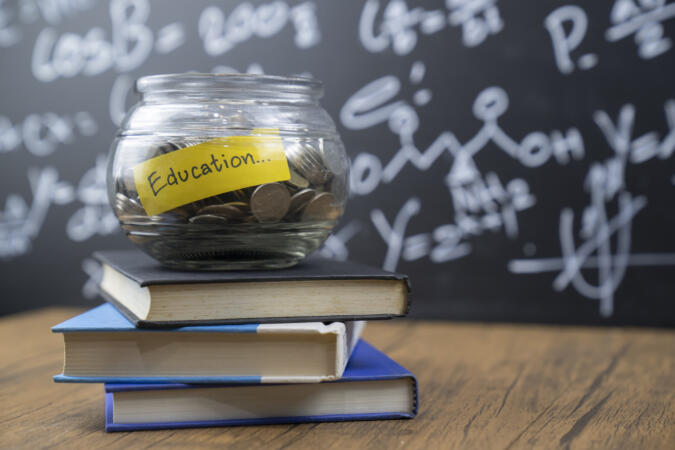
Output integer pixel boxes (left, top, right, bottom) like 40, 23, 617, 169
94, 250, 410, 327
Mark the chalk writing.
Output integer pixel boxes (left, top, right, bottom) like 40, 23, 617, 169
338, 65, 552, 270
0, 0, 96, 47
0, 111, 96, 156
545, 5, 598, 74
606, 0, 675, 59
31, 0, 184, 82
67, 155, 118, 242
0, 167, 73, 258
343, 70, 583, 197
198, 1, 320, 56
318, 220, 362, 261
509, 100, 675, 316
81, 257, 102, 299
359, 0, 502, 54
446, 0, 504, 47
0, 0, 21, 47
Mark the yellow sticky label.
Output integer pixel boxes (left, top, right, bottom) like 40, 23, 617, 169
133, 134, 290, 216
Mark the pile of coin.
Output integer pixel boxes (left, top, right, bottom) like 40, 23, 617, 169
112, 138, 346, 227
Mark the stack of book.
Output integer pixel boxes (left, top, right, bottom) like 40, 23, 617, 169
53, 249, 418, 431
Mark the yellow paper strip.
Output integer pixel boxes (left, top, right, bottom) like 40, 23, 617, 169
132, 134, 290, 216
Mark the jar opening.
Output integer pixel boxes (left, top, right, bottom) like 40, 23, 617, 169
136, 73, 323, 101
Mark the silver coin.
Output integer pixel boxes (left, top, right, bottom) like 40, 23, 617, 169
302, 192, 341, 221
250, 183, 291, 223
170, 204, 198, 218
196, 203, 248, 219
172, 138, 208, 149
288, 189, 316, 215
118, 214, 151, 224
119, 213, 187, 224
192, 195, 223, 211
155, 142, 180, 154
287, 168, 310, 189
189, 214, 230, 225
155, 212, 189, 224
114, 193, 145, 216
285, 142, 331, 186
220, 189, 250, 204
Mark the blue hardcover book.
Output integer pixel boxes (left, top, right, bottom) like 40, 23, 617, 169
104, 340, 417, 431
52, 303, 364, 384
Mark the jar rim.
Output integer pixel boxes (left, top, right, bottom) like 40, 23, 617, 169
136, 73, 323, 97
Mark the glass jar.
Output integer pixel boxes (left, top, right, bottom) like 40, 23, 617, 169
106, 73, 349, 270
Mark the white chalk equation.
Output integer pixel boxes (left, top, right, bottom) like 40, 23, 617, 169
0, 155, 119, 259
66, 154, 119, 242
360, 0, 502, 54
546, 1, 675, 74
199, 1, 320, 56
32, 0, 186, 82
509, 100, 675, 316
0, 111, 96, 156
0, 167, 72, 258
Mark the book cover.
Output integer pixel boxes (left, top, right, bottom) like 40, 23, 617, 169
52, 303, 364, 384
94, 249, 410, 327
105, 340, 418, 431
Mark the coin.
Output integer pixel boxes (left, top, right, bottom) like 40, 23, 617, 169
288, 189, 316, 215
230, 189, 249, 203
118, 214, 149, 223
225, 201, 249, 208
189, 214, 229, 225
114, 193, 145, 216
302, 192, 341, 221
287, 168, 309, 189
119, 213, 187, 224
196, 203, 248, 219
285, 142, 331, 185
170, 204, 198, 218
173, 138, 207, 149
250, 183, 291, 222
156, 212, 189, 224
155, 142, 180, 154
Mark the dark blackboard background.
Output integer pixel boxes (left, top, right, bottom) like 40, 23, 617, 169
1, 0, 674, 326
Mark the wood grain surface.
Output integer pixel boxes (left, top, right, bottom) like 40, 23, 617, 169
0, 308, 673, 449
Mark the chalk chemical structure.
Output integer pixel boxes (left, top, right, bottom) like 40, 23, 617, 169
336, 61, 588, 270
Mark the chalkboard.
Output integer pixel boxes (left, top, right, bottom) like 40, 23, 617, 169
1, 0, 674, 326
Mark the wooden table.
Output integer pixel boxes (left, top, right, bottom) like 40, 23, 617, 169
1, 308, 673, 449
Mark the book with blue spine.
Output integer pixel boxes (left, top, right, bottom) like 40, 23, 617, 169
52, 303, 364, 384
104, 340, 417, 431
